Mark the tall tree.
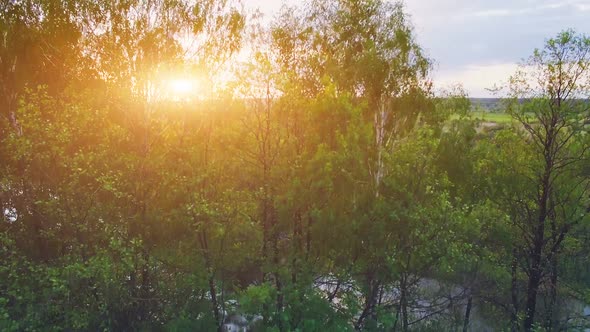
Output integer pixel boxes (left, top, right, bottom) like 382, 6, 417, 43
271, 2, 433, 328
507, 29, 590, 331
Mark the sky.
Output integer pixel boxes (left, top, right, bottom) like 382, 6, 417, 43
246, 0, 590, 97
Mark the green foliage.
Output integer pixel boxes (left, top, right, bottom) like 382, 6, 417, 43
1, 1, 589, 331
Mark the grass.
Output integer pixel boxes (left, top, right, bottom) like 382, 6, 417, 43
449, 111, 514, 124
472, 111, 514, 124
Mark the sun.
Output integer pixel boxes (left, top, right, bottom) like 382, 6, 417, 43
165, 78, 199, 100
170, 79, 194, 94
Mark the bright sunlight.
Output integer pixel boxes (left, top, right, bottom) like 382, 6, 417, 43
165, 78, 200, 101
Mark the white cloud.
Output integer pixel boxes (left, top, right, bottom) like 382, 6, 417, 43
470, 8, 525, 17
575, 3, 590, 10
434, 63, 519, 97
404, 0, 590, 96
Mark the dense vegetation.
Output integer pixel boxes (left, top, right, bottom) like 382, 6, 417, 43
1, 0, 590, 331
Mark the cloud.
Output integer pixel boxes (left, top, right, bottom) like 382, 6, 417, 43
404, 0, 590, 96
456, 0, 590, 19
470, 8, 527, 18
575, 3, 590, 10
434, 63, 519, 97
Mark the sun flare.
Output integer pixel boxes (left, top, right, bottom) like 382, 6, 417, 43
166, 78, 199, 100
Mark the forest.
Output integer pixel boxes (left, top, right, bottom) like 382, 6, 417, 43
1, 0, 590, 331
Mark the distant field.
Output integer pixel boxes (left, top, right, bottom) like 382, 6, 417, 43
473, 111, 513, 124
449, 111, 514, 124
